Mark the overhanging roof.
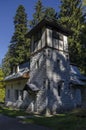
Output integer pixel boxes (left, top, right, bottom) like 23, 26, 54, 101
70, 65, 86, 87
5, 68, 29, 82
23, 83, 39, 92
26, 18, 72, 38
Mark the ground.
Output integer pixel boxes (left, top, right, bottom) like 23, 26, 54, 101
0, 106, 86, 130
0, 114, 51, 130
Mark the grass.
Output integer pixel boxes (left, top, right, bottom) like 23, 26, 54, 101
0, 88, 5, 102
0, 106, 86, 130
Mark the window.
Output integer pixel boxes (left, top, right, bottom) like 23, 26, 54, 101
15, 90, 18, 100
57, 58, 60, 66
58, 81, 64, 96
7, 89, 10, 99
33, 30, 42, 52
52, 31, 63, 41
48, 49, 51, 57
34, 30, 42, 43
52, 31, 59, 39
48, 80, 50, 89
59, 34, 63, 41
58, 85, 61, 96
36, 60, 39, 69
43, 80, 46, 89
43, 50, 46, 58
66, 55, 69, 61
20, 90, 23, 100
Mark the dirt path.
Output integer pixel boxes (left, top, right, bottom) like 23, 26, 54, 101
0, 114, 52, 130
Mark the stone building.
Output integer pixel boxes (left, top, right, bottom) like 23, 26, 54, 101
5, 18, 86, 114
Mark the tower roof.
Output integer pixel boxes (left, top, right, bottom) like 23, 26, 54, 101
26, 18, 72, 38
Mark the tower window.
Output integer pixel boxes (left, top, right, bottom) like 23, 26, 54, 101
52, 31, 63, 41
43, 50, 46, 57
57, 58, 60, 65
43, 80, 46, 89
52, 31, 59, 39
36, 60, 39, 69
48, 49, 51, 57
48, 80, 50, 89
66, 55, 69, 61
34, 29, 42, 43
59, 34, 63, 41
58, 84, 61, 96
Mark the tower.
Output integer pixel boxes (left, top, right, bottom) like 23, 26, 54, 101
26, 19, 74, 114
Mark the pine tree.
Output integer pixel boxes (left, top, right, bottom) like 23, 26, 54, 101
9, 5, 30, 65
30, 0, 45, 28
0, 68, 5, 102
59, 0, 85, 69
44, 7, 57, 19
30, 0, 57, 28
2, 51, 11, 76
0, 68, 4, 88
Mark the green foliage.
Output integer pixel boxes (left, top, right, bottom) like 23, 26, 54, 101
0, 68, 4, 88
83, 0, 86, 6
9, 5, 30, 65
2, 5, 30, 76
2, 52, 11, 76
0, 88, 5, 102
29, 0, 45, 28
30, 0, 57, 28
59, 0, 86, 73
0, 68, 5, 102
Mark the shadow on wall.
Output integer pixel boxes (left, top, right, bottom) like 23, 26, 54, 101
19, 49, 75, 114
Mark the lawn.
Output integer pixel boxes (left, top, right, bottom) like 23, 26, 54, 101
0, 88, 5, 102
0, 106, 86, 130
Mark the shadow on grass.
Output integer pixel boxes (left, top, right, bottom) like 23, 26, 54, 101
0, 106, 86, 130
0, 106, 28, 117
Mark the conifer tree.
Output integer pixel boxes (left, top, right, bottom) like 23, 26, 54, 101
0, 68, 5, 102
9, 5, 30, 65
59, 0, 85, 70
30, 0, 57, 28
30, 0, 44, 27
2, 5, 30, 76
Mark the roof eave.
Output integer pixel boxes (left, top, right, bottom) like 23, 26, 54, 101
26, 18, 72, 38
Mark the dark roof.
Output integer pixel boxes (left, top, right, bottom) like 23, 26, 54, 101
70, 65, 86, 86
23, 83, 39, 92
5, 68, 29, 81
26, 18, 72, 38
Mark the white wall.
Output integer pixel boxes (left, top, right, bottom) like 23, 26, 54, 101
5, 79, 28, 107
